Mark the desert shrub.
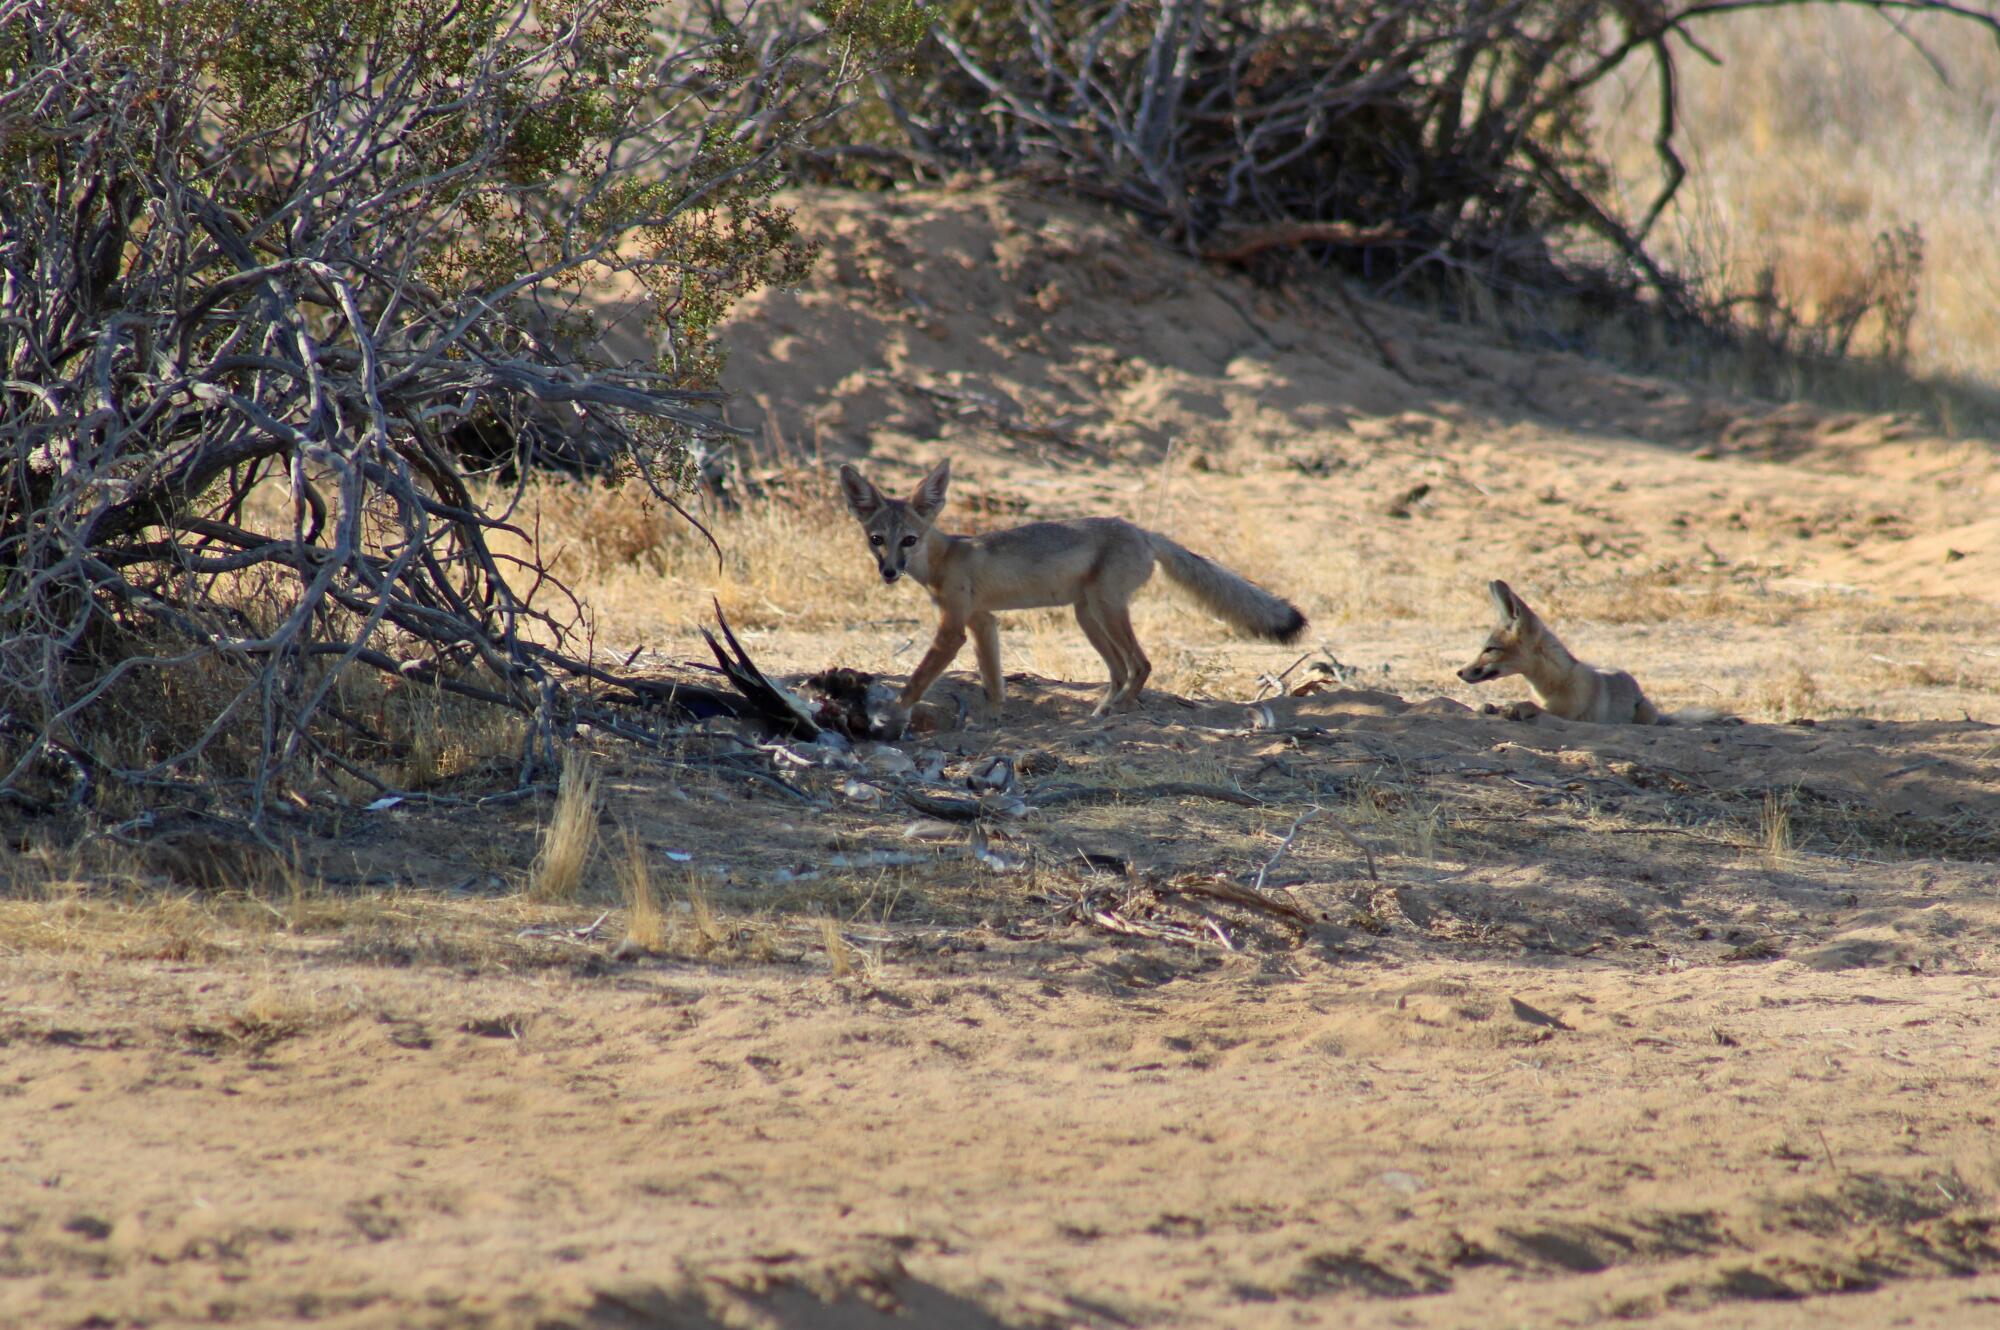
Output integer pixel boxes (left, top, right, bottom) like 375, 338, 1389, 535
0, 0, 921, 816
807, 1, 1997, 337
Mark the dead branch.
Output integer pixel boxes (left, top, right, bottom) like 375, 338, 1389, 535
1250, 808, 1322, 892
1160, 875, 1315, 931
1030, 782, 1264, 810
1201, 222, 1402, 265
0, 1, 884, 815
839, 1, 2000, 322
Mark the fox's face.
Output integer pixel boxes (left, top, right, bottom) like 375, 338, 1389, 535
838, 459, 950, 586
1458, 628, 1526, 684
1457, 580, 1535, 684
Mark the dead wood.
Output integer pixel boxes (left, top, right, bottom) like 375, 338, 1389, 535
1029, 782, 1264, 810
0, 2, 876, 816
1159, 875, 1315, 931
1201, 222, 1402, 266
838, 1, 2000, 326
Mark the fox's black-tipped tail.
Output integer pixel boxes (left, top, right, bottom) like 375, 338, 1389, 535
1146, 534, 1308, 643
1271, 603, 1308, 645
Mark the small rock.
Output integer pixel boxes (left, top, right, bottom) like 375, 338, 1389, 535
1376, 1171, 1425, 1197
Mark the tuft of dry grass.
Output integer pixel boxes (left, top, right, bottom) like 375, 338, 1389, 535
617, 829, 666, 952
684, 881, 724, 950
1750, 662, 1823, 721
501, 471, 885, 636
208, 984, 355, 1051
528, 750, 600, 902
819, 913, 852, 978
1760, 789, 1796, 870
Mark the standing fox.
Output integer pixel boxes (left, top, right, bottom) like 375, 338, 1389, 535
838, 458, 1306, 719
1458, 580, 1727, 725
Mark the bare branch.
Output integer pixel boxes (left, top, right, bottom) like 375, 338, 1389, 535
0, 0, 891, 815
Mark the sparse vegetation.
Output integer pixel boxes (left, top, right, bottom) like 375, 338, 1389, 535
616, 829, 667, 953
1760, 789, 1796, 869
528, 751, 600, 902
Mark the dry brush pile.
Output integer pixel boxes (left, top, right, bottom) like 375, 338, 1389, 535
0, 0, 923, 820
820, 0, 2000, 331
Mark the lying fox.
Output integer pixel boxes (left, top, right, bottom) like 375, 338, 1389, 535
1458, 580, 1722, 725
839, 458, 1306, 719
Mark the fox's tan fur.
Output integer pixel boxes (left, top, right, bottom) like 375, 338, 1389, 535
1458, 580, 1666, 725
839, 458, 1306, 718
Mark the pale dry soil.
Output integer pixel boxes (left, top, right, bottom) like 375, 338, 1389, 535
7, 186, 2000, 1329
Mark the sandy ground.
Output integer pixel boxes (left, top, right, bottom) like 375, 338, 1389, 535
5, 185, 2000, 1329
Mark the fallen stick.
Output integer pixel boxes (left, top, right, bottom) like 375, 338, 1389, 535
1252, 808, 1321, 892
1160, 876, 1314, 930
1030, 782, 1263, 810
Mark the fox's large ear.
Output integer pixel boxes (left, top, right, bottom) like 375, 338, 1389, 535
1487, 579, 1521, 623
909, 457, 951, 522
838, 464, 883, 519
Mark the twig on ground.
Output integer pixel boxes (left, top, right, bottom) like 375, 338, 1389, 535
1251, 808, 1322, 892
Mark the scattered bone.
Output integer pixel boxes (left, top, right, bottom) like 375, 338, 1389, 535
838, 779, 886, 805
517, 910, 611, 942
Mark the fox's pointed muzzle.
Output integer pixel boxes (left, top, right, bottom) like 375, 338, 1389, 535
880, 566, 901, 585
1458, 663, 1492, 683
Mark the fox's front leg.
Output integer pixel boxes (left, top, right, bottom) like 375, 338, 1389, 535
901, 613, 968, 708
1484, 700, 1543, 723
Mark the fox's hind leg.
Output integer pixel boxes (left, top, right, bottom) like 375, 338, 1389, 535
1099, 601, 1151, 707
1073, 601, 1128, 716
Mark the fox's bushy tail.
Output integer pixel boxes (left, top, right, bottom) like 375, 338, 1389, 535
1658, 706, 1733, 726
1146, 533, 1307, 643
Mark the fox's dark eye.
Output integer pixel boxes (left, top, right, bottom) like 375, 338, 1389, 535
869, 534, 883, 546
900, 535, 918, 548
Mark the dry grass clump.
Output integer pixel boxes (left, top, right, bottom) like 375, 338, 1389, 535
513, 475, 683, 582
612, 845, 745, 962
819, 913, 853, 978
359, 675, 526, 793
680, 881, 730, 957
35, 575, 528, 815
617, 830, 667, 952
1346, 776, 1443, 866
200, 985, 356, 1052
1759, 790, 1796, 870
498, 470, 884, 636
0, 836, 374, 961
0, 887, 227, 962
528, 750, 601, 902
1748, 662, 1824, 721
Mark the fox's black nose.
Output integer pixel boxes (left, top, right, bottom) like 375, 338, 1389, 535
1457, 665, 1482, 682
881, 568, 900, 584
